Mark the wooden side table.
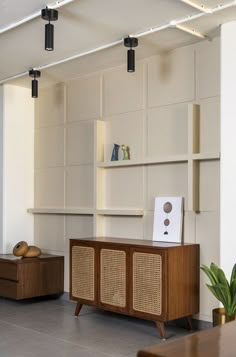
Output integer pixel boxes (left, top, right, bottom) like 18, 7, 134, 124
0, 254, 64, 299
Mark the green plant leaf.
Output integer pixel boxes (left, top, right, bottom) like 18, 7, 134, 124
206, 284, 222, 301
207, 283, 231, 315
217, 268, 230, 292
201, 264, 218, 285
210, 263, 221, 284
206, 284, 227, 307
202, 263, 236, 317
230, 278, 236, 300
230, 264, 236, 286
230, 293, 236, 316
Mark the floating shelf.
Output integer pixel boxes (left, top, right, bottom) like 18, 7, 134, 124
27, 208, 144, 217
27, 208, 94, 215
97, 152, 220, 168
96, 209, 144, 216
192, 152, 220, 161
97, 154, 189, 168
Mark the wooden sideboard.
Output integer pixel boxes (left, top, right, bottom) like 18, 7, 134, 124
70, 237, 199, 339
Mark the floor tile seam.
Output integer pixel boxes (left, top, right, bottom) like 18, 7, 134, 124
0, 318, 74, 345
0, 317, 123, 357
0, 307, 96, 318
57, 336, 125, 357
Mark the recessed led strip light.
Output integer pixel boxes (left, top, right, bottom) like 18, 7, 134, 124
0, 0, 74, 35
180, 0, 212, 13
175, 24, 209, 39
1, 0, 236, 84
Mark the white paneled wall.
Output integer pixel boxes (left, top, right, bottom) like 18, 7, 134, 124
147, 105, 188, 156
103, 63, 144, 116
67, 74, 101, 121
196, 39, 220, 100
147, 46, 195, 107
104, 111, 144, 162
34, 37, 220, 321
221, 21, 236, 280
0, 85, 34, 253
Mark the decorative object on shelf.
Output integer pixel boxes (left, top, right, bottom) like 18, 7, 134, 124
153, 197, 183, 243
121, 144, 130, 160
29, 69, 41, 98
124, 36, 138, 72
13, 241, 42, 258
201, 262, 236, 326
41, 7, 59, 51
111, 144, 120, 161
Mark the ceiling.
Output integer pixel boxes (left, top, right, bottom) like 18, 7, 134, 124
0, 0, 236, 88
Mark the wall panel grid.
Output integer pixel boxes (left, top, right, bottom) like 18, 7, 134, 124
33, 77, 220, 231
33, 41, 220, 321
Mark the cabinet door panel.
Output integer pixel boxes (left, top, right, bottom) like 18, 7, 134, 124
71, 243, 97, 305
130, 248, 167, 320
99, 246, 129, 313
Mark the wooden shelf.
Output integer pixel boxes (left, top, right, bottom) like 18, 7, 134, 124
27, 208, 94, 215
96, 209, 144, 216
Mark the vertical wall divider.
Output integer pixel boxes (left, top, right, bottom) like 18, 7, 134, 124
93, 119, 105, 236
142, 61, 148, 239
187, 103, 200, 212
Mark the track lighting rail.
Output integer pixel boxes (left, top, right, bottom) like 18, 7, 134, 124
0, 0, 236, 84
0, 0, 73, 35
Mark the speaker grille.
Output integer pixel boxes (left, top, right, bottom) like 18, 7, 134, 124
133, 252, 162, 315
72, 246, 94, 301
100, 249, 126, 307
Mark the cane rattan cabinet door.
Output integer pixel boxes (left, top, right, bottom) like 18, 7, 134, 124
130, 248, 167, 320
99, 246, 129, 313
71, 242, 97, 305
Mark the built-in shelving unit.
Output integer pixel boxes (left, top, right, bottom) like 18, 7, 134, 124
192, 152, 220, 161
28, 208, 144, 216
96, 209, 144, 216
29, 102, 220, 237
97, 154, 189, 168
94, 103, 220, 219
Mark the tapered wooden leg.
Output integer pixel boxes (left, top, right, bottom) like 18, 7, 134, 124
74, 302, 83, 317
186, 316, 193, 330
155, 321, 166, 340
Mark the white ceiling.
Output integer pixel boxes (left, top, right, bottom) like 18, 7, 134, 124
0, 0, 235, 87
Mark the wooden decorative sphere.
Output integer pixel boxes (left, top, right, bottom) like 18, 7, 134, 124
13, 241, 28, 257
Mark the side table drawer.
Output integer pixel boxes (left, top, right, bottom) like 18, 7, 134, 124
0, 279, 18, 299
0, 263, 18, 281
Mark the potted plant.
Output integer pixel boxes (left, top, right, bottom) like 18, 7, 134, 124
201, 262, 236, 326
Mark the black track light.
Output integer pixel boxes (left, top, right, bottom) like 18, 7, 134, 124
124, 37, 138, 73
29, 69, 41, 98
41, 7, 58, 51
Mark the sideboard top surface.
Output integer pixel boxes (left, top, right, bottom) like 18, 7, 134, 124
0, 254, 64, 263
70, 237, 199, 249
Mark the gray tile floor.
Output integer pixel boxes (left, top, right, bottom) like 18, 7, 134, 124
0, 297, 192, 357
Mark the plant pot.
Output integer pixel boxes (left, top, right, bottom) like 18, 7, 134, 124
213, 308, 236, 327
